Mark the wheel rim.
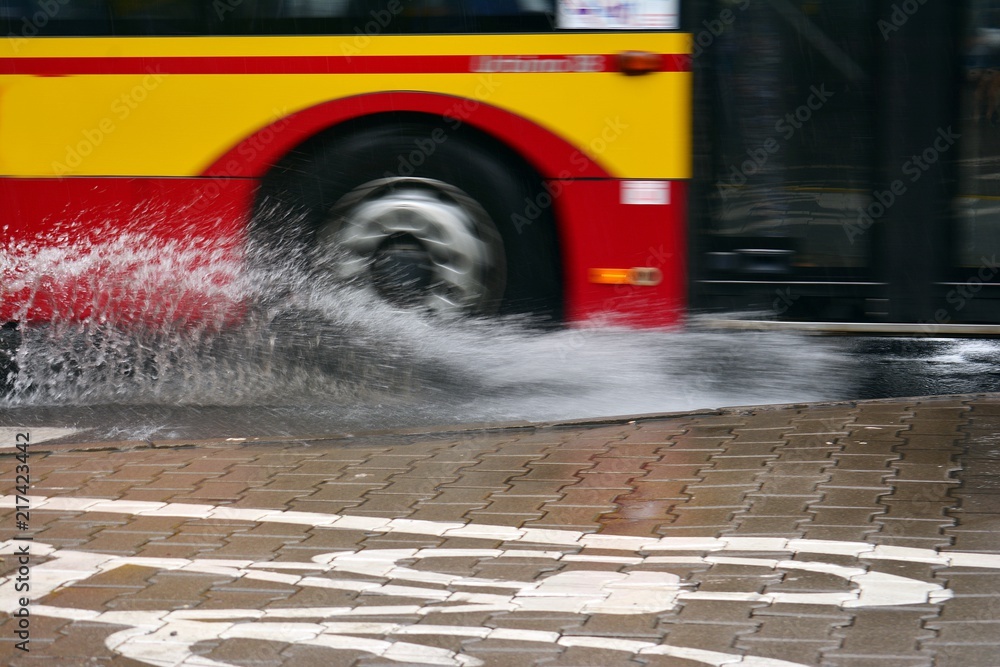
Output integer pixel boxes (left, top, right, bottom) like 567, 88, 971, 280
316, 177, 506, 315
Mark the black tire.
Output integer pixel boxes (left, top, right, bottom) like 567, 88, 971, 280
254, 120, 563, 320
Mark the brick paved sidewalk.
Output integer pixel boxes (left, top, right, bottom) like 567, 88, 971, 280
1, 394, 999, 667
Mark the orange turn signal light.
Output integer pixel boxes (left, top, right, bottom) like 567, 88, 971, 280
617, 51, 663, 76
589, 267, 663, 286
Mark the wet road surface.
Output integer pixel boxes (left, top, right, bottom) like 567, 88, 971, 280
1, 335, 999, 444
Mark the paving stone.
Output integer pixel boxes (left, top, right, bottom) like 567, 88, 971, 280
902, 422, 966, 437
731, 426, 791, 440
938, 531, 1000, 551
832, 609, 938, 654
16, 620, 123, 663
946, 512, 1000, 531
833, 453, 901, 469
950, 495, 1000, 513
799, 525, 880, 541
618, 480, 693, 501
896, 450, 962, 466
529, 505, 612, 528
821, 469, 896, 488
608, 499, 680, 522
536, 646, 644, 666
344, 494, 428, 515
582, 458, 654, 475
658, 623, 749, 653
736, 637, 842, 666
681, 424, 743, 437
822, 655, 935, 667
814, 487, 892, 508
503, 479, 577, 496
75, 529, 158, 554
687, 470, 763, 487
666, 505, 739, 525
733, 409, 804, 428
766, 460, 835, 476
657, 436, 731, 451
671, 599, 767, 625
755, 476, 828, 495
639, 464, 709, 481
440, 471, 516, 489
405, 503, 485, 521
567, 612, 662, 639
928, 597, 1000, 624
533, 449, 606, 465
806, 506, 885, 524
785, 434, 844, 448
881, 499, 955, 520
557, 487, 633, 506
604, 443, 671, 458
743, 494, 824, 516
929, 644, 1000, 667
461, 450, 552, 479
728, 516, 806, 536
569, 473, 640, 490
303, 482, 392, 502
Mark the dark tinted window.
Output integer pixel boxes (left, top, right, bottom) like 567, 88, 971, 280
1, 0, 558, 36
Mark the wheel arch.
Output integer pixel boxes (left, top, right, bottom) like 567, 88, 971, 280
201, 91, 611, 181
236, 94, 575, 320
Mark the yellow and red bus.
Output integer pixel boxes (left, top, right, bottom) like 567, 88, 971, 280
0, 0, 691, 328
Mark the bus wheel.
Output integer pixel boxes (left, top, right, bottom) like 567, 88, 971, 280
260, 123, 563, 320
317, 176, 505, 315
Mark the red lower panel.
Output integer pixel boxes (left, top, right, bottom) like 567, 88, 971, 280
0, 176, 686, 328
0, 177, 254, 326
554, 179, 686, 327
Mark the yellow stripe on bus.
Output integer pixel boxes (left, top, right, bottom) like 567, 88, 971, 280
0, 34, 691, 180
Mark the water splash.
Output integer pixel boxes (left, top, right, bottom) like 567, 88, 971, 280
0, 224, 853, 423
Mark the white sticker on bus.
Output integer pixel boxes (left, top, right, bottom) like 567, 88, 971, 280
470, 55, 605, 73
622, 180, 670, 205
558, 0, 680, 30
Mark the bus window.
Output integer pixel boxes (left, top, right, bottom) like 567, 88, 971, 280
0, 0, 556, 34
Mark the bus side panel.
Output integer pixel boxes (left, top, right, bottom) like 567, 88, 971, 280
556, 179, 686, 327
0, 177, 251, 326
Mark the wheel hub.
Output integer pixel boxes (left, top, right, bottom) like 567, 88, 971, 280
316, 178, 505, 315
369, 234, 435, 306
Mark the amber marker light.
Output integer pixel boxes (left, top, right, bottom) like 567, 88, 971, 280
589, 268, 663, 286
617, 51, 664, 76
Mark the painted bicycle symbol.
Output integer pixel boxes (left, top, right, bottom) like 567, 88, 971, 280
3, 495, 999, 667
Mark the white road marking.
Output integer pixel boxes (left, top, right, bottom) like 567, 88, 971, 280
0, 428, 80, 449
1, 495, 998, 667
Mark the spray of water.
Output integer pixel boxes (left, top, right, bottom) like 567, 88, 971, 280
0, 219, 854, 424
